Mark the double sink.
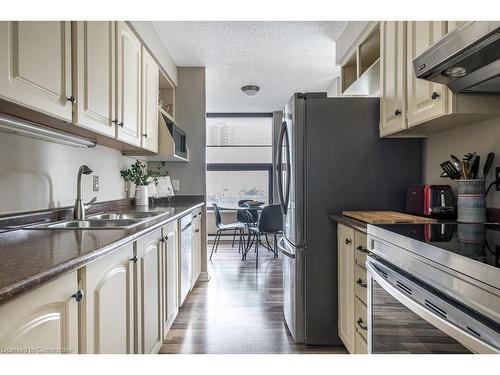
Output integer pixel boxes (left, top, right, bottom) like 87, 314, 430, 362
29, 211, 162, 230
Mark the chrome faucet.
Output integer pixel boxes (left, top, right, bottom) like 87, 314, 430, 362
74, 165, 97, 220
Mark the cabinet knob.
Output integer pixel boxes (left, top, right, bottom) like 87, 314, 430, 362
143, 133, 148, 138
195, 229, 200, 233
164, 235, 169, 241
67, 96, 76, 104
129, 256, 138, 263
345, 238, 352, 245
431, 91, 439, 100
72, 289, 84, 302
394, 109, 401, 116
112, 119, 118, 124
356, 278, 368, 288
160, 238, 166, 243
117, 122, 124, 127
356, 318, 368, 331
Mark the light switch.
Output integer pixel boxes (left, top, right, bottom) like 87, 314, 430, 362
172, 179, 180, 191
93, 175, 100, 191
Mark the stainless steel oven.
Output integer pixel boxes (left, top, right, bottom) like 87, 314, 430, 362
366, 257, 500, 354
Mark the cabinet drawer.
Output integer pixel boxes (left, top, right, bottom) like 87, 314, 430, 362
355, 331, 368, 354
354, 264, 368, 305
355, 296, 368, 342
354, 231, 368, 269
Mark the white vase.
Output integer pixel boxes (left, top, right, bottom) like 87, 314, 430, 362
135, 185, 149, 206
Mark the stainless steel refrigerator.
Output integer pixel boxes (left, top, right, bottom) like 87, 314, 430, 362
276, 93, 422, 345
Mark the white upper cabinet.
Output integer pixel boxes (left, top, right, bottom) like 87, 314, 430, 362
73, 21, 116, 137
406, 21, 448, 127
379, 21, 407, 137
0, 21, 72, 121
116, 21, 142, 146
141, 46, 159, 153
0, 271, 79, 354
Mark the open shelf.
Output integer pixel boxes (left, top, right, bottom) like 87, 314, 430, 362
159, 71, 175, 121
341, 51, 358, 93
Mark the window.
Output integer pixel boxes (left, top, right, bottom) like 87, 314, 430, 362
206, 114, 273, 207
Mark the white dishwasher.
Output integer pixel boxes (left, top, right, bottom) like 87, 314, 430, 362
179, 214, 193, 305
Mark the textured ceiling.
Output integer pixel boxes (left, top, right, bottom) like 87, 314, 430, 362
152, 21, 347, 113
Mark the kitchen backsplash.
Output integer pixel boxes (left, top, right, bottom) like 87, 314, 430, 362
0, 132, 135, 214
424, 117, 500, 208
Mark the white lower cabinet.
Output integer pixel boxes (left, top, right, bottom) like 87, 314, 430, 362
80, 243, 134, 354
0, 271, 79, 354
162, 221, 179, 338
191, 209, 202, 288
135, 228, 163, 354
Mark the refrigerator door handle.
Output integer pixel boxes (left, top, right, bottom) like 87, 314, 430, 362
283, 123, 291, 213
276, 121, 287, 214
278, 237, 296, 259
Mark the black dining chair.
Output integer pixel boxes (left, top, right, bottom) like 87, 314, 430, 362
232, 199, 260, 246
210, 203, 246, 260
243, 204, 283, 268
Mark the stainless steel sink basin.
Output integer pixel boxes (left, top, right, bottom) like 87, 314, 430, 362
88, 212, 161, 220
29, 219, 141, 230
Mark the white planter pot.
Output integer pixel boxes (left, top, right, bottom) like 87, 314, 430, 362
135, 185, 149, 206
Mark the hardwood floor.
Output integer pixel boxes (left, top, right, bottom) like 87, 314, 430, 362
160, 241, 347, 354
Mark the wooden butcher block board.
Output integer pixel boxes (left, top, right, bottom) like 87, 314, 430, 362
342, 211, 437, 224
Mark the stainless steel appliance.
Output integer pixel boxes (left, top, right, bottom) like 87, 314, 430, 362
179, 214, 192, 305
276, 93, 422, 344
413, 21, 500, 93
367, 223, 500, 353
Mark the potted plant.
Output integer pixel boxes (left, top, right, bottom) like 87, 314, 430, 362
120, 161, 165, 206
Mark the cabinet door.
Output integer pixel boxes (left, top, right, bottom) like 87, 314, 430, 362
116, 21, 142, 146
337, 224, 355, 354
0, 21, 72, 121
82, 243, 134, 354
162, 222, 178, 338
141, 46, 159, 152
136, 229, 163, 354
73, 21, 116, 137
407, 22, 448, 127
0, 271, 78, 354
380, 21, 407, 137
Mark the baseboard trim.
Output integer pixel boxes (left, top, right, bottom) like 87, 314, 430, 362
198, 271, 211, 282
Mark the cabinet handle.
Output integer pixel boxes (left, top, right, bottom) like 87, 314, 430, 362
356, 318, 368, 331
143, 133, 148, 138
160, 238, 166, 243
130, 256, 138, 263
195, 229, 200, 233
67, 96, 76, 104
431, 91, 439, 100
164, 235, 169, 241
112, 119, 118, 124
72, 289, 84, 302
356, 245, 369, 254
345, 238, 352, 245
356, 278, 367, 288
394, 109, 401, 116
118, 121, 124, 127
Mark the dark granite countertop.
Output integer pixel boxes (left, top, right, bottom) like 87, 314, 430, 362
328, 213, 367, 233
0, 197, 204, 305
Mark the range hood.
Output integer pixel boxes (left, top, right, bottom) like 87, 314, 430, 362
413, 21, 500, 93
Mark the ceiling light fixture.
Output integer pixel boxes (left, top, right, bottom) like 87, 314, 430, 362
0, 114, 97, 148
241, 85, 260, 97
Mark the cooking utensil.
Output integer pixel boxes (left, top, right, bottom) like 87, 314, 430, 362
482, 152, 495, 179
463, 152, 476, 162
461, 160, 469, 179
440, 161, 461, 180
470, 155, 480, 179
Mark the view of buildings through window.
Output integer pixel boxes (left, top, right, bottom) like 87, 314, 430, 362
206, 115, 273, 207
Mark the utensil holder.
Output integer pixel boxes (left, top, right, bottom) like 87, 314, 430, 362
457, 179, 486, 223
135, 185, 149, 206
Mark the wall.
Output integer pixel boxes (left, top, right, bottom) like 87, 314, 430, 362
0, 132, 135, 214
129, 21, 178, 86
151, 67, 206, 196
424, 117, 500, 208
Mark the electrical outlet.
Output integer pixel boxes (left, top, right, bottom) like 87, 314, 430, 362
93, 175, 100, 192
496, 168, 500, 191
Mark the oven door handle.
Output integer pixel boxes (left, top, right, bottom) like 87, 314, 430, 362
278, 238, 296, 259
366, 260, 499, 354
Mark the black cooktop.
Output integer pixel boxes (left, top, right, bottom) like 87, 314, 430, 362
376, 223, 500, 269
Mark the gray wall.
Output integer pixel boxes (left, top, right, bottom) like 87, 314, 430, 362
423, 117, 500, 208
151, 67, 206, 196
0, 132, 134, 214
